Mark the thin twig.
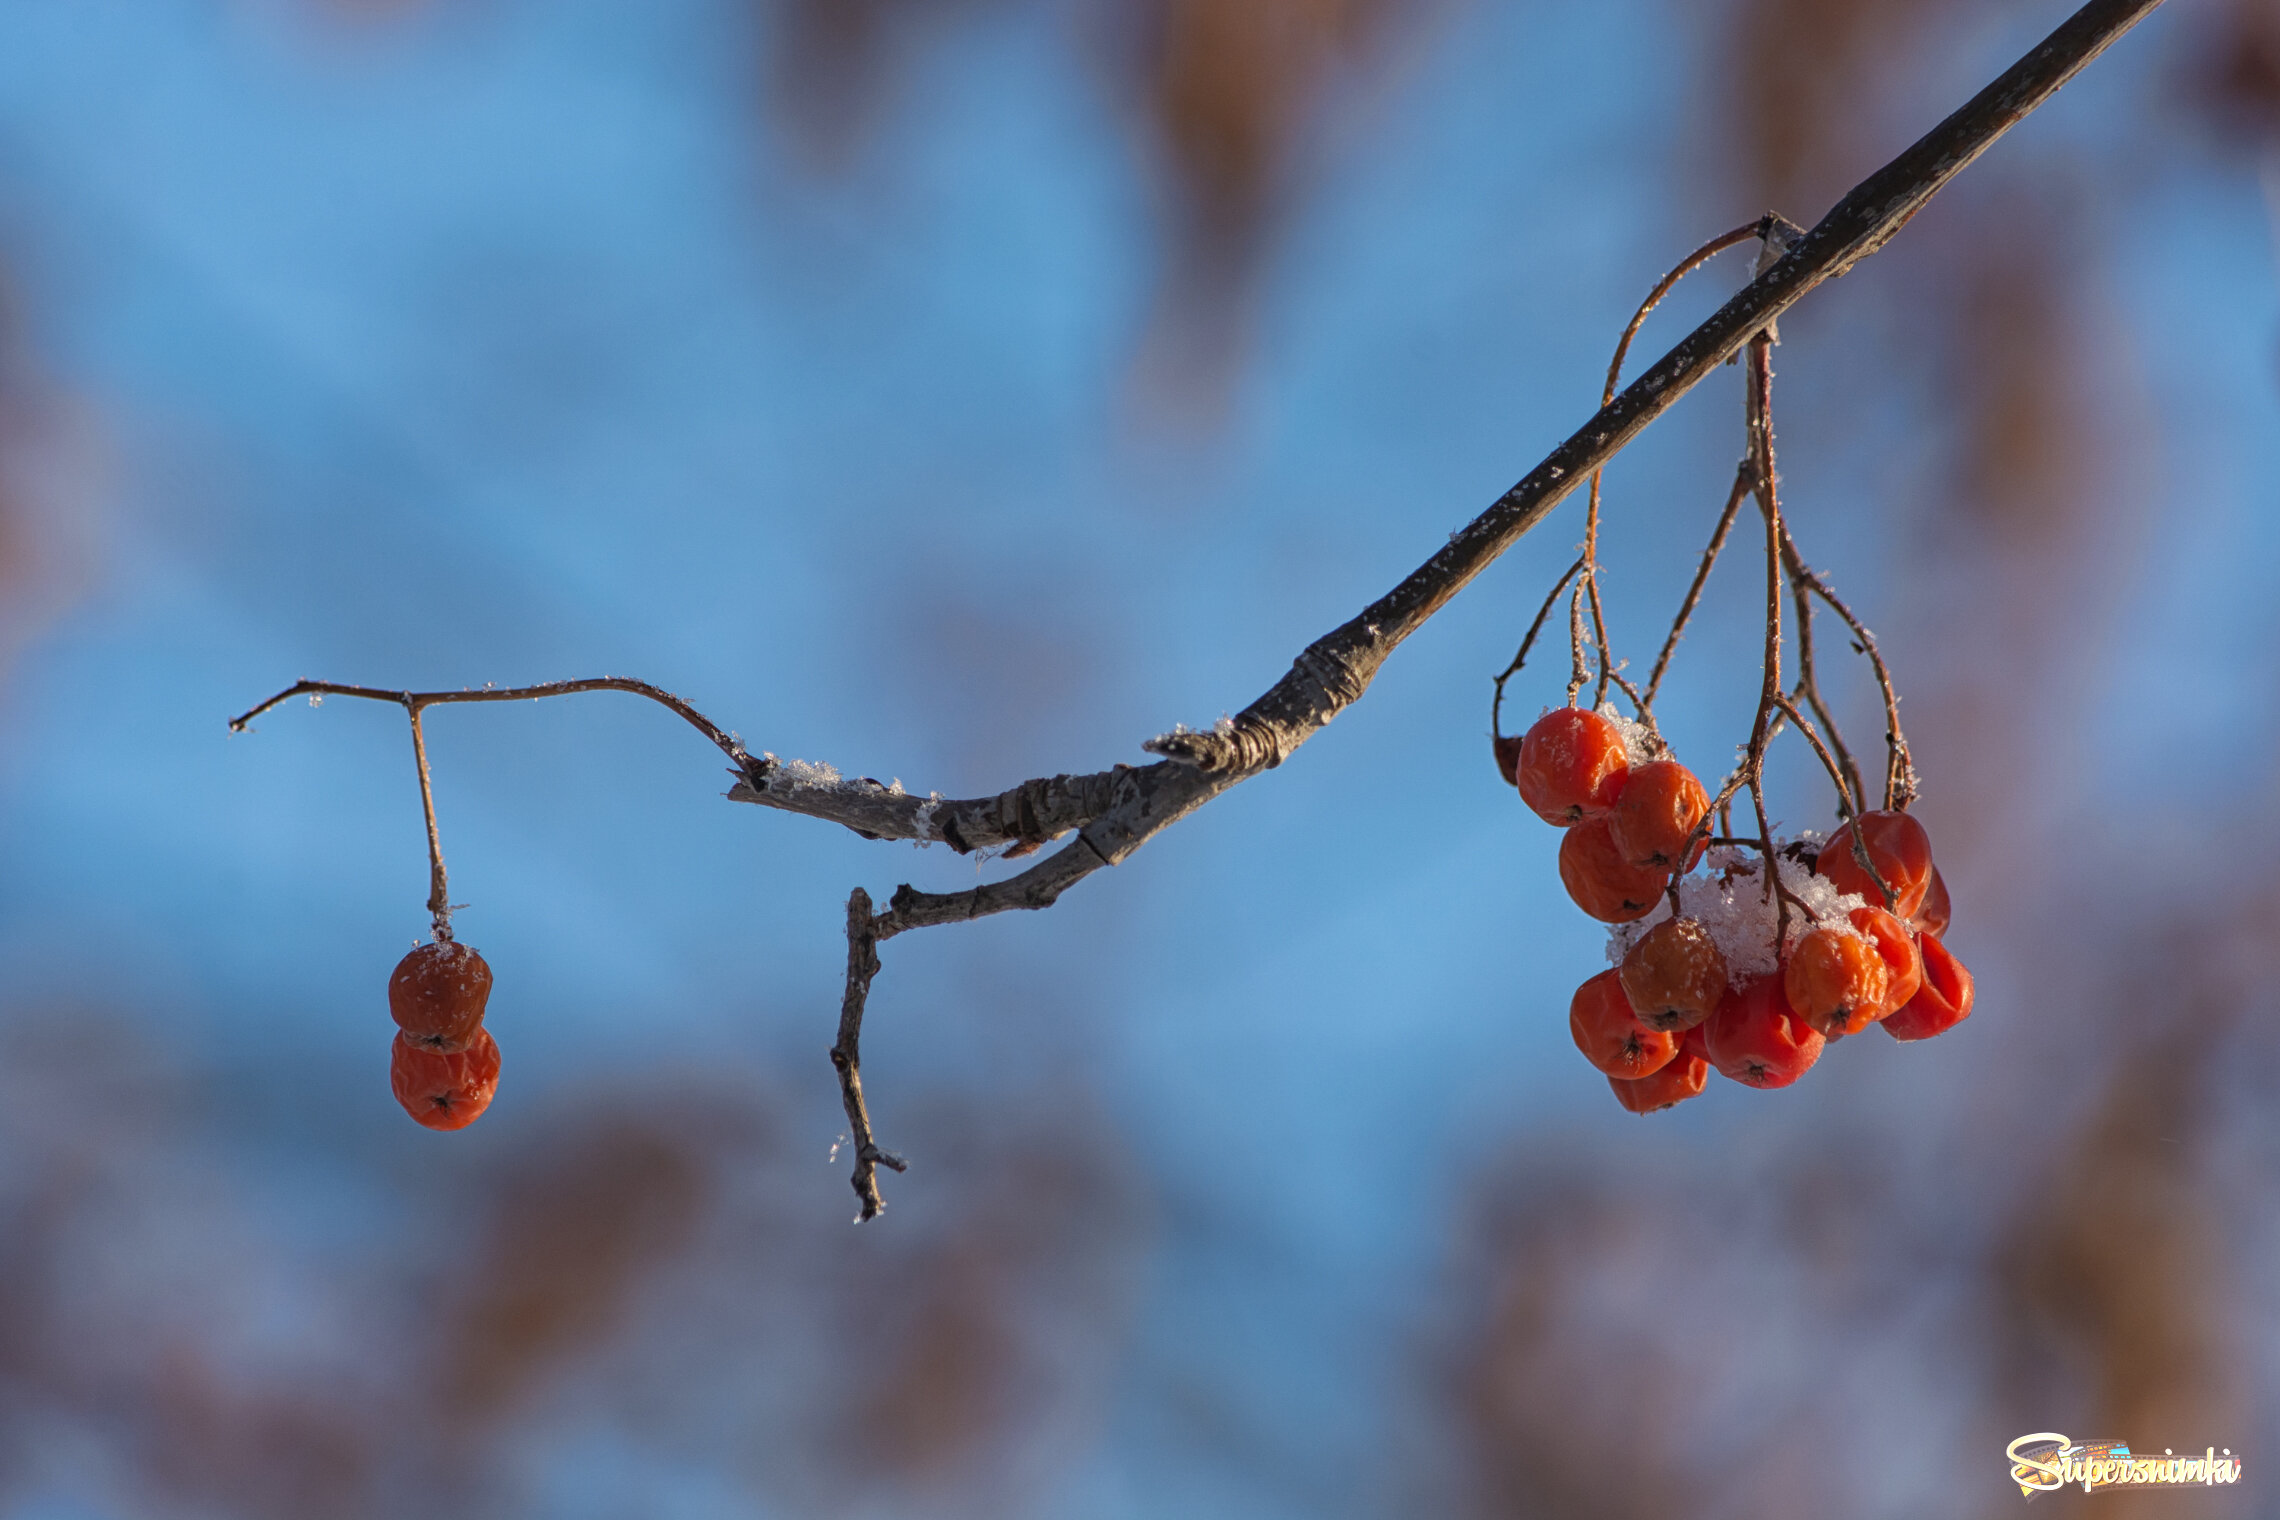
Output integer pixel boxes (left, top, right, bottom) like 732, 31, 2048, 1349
231, 676, 748, 761
406, 705, 452, 940
1645, 459, 1753, 707
1579, 220, 1765, 715
1565, 579, 1590, 706
832, 888, 908, 1221
1743, 332, 1788, 945
1771, 694, 1860, 819
1775, 535, 1914, 810
1490, 555, 1584, 736
1780, 529, 1866, 810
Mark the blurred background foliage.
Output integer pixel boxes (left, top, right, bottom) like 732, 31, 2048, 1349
0, 0, 2274, 1515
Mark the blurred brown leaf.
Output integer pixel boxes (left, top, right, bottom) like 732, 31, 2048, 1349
2181, 0, 2280, 149
1727, 0, 1950, 216
436, 1111, 716, 1422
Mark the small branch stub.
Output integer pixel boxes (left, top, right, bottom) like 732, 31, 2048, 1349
833, 888, 906, 1221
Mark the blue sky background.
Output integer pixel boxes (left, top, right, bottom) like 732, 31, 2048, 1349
0, 1, 2273, 1516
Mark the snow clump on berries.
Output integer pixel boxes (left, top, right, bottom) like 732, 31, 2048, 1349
1594, 702, 1659, 768
1605, 842, 1868, 988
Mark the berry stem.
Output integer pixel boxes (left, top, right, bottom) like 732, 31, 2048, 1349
1778, 529, 1867, 810
1577, 220, 1765, 726
1771, 527, 1914, 811
1744, 329, 1787, 943
1772, 693, 1860, 819
1489, 554, 1584, 735
405, 702, 453, 941
1644, 458, 1752, 708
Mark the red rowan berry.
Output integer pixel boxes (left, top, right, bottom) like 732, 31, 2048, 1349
1784, 925, 1888, 1038
1618, 917, 1728, 1032
1516, 707, 1629, 826
1848, 906, 1921, 1017
1607, 759, 1708, 870
390, 1028, 501, 1131
1569, 969, 1679, 1080
1815, 811, 1934, 919
1705, 974, 1824, 1088
389, 940, 493, 1054
1558, 819, 1670, 923
1882, 932, 1973, 1041
1493, 733, 1525, 787
1607, 1049, 1708, 1114
1912, 866, 1951, 937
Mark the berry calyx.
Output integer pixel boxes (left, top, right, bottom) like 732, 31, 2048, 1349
1569, 969, 1679, 1079
1558, 819, 1670, 923
1618, 917, 1728, 1032
1815, 811, 1934, 919
389, 1028, 502, 1131
1607, 1049, 1708, 1114
1516, 707, 1629, 826
1784, 925, 1888, 1038
1607, 759, 1709, 870
1883, 932, 1973, 1041
389, 940, 493, 1054
1705, 975, 1825, 1088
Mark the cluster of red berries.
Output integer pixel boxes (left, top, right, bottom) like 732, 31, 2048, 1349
1503, 707, 1974, 1114
387, 939, 502, 1130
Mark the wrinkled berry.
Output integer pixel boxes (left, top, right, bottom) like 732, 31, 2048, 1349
1706, 975, 1825, 1088
1569, 969, 1679, 1079
1559, 819, 1670, 923
1619, 917, 1728, 1032
1608, 1050, 1708, 1114
389, 940, 493, 1054
390, 1029, 501, 1131
1607, 759, 1708, 870
1883, 932, 1973, 1041
1516, 708, 1629, 826
1815, 811, 1934, 919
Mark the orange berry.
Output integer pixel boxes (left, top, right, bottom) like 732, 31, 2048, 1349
1883, 932, 1973, 1041
389, 940, 493, 1054
1516, 707, 1629, 826
1558, 819, 1670, 923
1618, 917, 1728, 1032
1912, 866, 1952, 937
1705, 975, 1824, 1088
1569, 969, 1679, 1079
390, 1029, 501, 1131
1848, 906, 1921, 1017
1607, 759, 1709, 870
1608, 1050, 1708, 1114
1784, 926, 1888, 1038
1815, 811, 1934, 919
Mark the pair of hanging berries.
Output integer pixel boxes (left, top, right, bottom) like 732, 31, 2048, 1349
387, 938, 502, 1130
1511, 704, 1708, 919
1504, 706, 1974, 1114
